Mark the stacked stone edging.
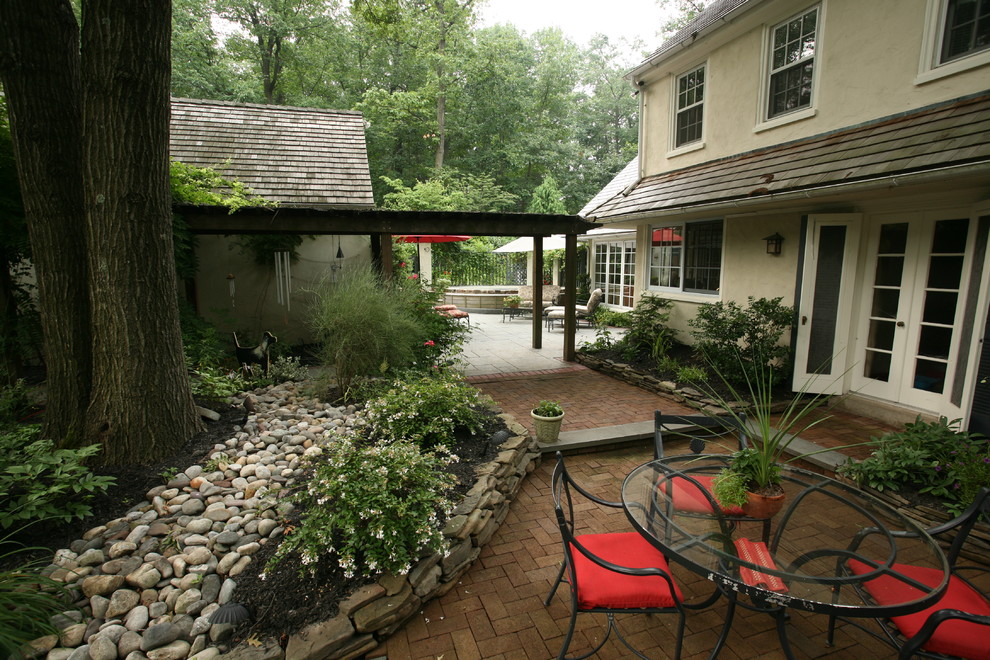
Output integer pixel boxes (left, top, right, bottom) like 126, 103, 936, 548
26, 382, 540, 660
858, 487, 990, 563
280, 417, 540, 660
574, 352, 756, 414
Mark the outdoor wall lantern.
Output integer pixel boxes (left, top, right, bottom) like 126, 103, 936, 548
763, 232, 784, 255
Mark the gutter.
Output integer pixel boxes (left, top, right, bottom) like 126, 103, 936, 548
587, 161, 990, 224
627, 1, 757, 83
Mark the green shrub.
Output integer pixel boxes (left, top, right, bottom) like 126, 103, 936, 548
309, 267, 427, 395
615, 296, 675, 362
838, 416, 989, 516
364, 373, 484, 449
676, 365, 708, 383
267, 356, 310, 383
0, 380, 32, 429
179, 302, 229, 370
0, 532, 71, 657
533, 400, 564, 417
688, 296, 794, 387
592, 308, 632, 328
579, 325, 616, 352
0, 426, 115, 528
190, 366, 249, 398
268, 438, 456, 578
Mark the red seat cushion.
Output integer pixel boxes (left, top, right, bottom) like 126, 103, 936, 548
849, 559, 990, 659
433, 304, 457, 311
734, 538, 788, 593
570, 532, 683, 610
662, 475, 746, 516
445, 310, 469, 318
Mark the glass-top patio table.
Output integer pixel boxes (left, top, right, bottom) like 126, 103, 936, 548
622, 455, 951, 659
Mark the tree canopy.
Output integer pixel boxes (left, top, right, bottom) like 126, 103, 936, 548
171, 0, 647, 213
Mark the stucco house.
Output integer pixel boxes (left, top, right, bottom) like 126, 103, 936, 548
581, 0, 990, 431
170, 97, 375, 343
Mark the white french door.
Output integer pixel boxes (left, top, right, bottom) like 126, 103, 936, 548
853, 214, 972, 411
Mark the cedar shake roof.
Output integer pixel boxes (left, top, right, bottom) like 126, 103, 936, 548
169, 98, 374, 209
583, 93, 990, 220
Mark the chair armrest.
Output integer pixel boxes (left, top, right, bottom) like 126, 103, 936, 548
900, 609, 990, 659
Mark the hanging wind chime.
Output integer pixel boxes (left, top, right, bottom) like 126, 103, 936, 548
274, 251, 292, 323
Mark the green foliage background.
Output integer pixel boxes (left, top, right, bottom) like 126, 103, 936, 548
169, 0, 643, 214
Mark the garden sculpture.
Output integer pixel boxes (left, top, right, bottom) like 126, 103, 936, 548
233, 331, 277, 377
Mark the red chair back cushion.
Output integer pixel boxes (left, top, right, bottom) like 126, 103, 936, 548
849, 559, 990, 659
571, 532, 683, 610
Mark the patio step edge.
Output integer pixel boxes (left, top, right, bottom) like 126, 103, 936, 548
537, 421, 654, 453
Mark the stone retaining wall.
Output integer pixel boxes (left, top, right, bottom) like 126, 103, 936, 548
265, 416, 541, 660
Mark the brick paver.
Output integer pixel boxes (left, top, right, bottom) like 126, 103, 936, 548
371, 443, 897, 659
365, 366, 909, 659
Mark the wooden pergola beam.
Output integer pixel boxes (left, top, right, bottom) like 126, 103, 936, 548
176, 204, 599, 237
174, 203, 598, 358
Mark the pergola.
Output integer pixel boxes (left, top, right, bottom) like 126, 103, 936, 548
176, 204, 600, 361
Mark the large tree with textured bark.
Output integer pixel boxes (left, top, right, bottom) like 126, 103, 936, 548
0, 0, 201, 463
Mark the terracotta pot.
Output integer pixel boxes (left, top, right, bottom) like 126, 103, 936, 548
742, 490, 786, 519
531, 410, 564, 443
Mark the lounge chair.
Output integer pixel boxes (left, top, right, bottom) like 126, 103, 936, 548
544, 288, 603, 330
518, 284, 560, 311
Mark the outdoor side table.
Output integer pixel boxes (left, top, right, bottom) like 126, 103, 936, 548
501, 307, 529, 322
622, 456, 950, 660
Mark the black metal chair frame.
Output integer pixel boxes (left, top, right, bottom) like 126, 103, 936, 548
827, 487, 990, 659
545, 452, 691, 660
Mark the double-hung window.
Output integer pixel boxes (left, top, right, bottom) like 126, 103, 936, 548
918, 0, 990, 82
766, 5, 820, 120
649, 220, 723, 295
674, 64, 705, 148
940, 0, 990, 63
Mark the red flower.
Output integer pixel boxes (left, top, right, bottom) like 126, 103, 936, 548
424, 340, 435, 347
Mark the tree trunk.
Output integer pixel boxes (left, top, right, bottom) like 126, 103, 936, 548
81, 0, 202, 464
0, 0, 92, 443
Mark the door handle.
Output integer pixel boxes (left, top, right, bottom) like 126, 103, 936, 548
896, 321, 905, 327
801, 316, 807, 326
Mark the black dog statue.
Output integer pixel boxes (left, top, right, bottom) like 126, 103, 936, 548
233, 331, 277, 377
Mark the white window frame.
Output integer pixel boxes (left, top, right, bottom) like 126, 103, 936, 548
593, 240, 637, 308
647, 219, 724, 297
755, 3, 823, 132
669, 62, 707, 155
917, 0, 990, 84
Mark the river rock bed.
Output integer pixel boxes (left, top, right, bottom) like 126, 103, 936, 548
25, 381, 539, 660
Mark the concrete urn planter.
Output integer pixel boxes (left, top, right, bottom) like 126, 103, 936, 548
531, 410, 565, 443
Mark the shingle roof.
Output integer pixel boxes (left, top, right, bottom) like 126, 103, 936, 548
170, 98, 375, 208
584, 93, 990, 220
635, 0, 753, 72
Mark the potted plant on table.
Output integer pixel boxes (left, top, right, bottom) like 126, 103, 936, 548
531, 399, 565, 444
503, 294, 522, 309
704, 354, 855, 518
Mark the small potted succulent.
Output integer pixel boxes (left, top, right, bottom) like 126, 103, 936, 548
531, 399, 565, 444
503, 294, 522, 309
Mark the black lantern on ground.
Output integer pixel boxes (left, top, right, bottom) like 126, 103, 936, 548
763, 232, 784, 255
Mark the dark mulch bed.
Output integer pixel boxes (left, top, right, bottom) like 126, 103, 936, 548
13, 389, 508, 649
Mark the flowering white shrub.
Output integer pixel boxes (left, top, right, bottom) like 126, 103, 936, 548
267, 437, 457, 578
364, 373, 484, 449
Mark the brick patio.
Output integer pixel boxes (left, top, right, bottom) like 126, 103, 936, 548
366, 366, 909, 659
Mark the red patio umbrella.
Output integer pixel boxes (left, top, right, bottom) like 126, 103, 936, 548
394, 235, 472, 274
